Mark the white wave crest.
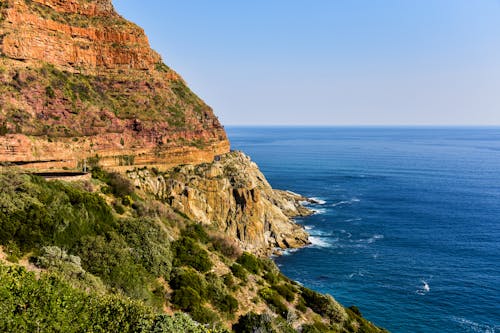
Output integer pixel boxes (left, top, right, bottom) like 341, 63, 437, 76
450, 316, 499, 333
309, 197, 327, 205
331, 198, 361, 207
309, 236, 332, 248
367, 234, 384, 243
345, 218, 362, 222
416, 279, 430, 295
357, 234, 384, 244
312, 208, 327, 215
281, 248, 299, 256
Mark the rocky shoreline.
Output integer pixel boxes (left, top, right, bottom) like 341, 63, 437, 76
129, 151, 316, 256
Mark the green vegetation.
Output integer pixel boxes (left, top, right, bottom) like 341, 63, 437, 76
172, 237, 213, 273
23, 0, 130, 28
0, 59, 212, 138
155, 62, 170, 73
236, 252, 261, 274
0, 169, 386, 332
0, 263, 219, 333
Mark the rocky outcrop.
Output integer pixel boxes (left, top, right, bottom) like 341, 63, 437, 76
129, 151, 313, 254
0, 0, 229, 171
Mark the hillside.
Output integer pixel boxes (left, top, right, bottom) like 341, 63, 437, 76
0, 169, 386, 332
0, 0, 229, 172
0, 0, 388, 332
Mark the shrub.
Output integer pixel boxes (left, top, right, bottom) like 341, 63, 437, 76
274, 283, 296, 302
169, 267, 206, 298
45, 85, 55, 98
118, 217, 173, 280
232, 312, 274, 333
76, 233, 153, 301
189, 305, 219, 325
113, 201, 125, 214
107, 172, 134, 198
349, 305, 362, 317
263, 272, 279, 285
236, 252, 261, 274
0, 173, 115, 252
205, 273, 238, 314
149, 313, 212, 333
223, 273, 236, 290
172, 237, 213, 273
301, 322, 331, 333
296, 297, 308, 313
230, 263, 247, 282
258, 288, 288, 318
0, 263, 152, 333
301, 288, 346, 323
210, 234, 241, 259
182, 224, 209, 244
171, 287, 202, 311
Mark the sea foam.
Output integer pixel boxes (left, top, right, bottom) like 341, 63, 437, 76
309, 197, 327, 205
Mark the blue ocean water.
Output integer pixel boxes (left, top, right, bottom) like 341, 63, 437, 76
226, 127, 500, 333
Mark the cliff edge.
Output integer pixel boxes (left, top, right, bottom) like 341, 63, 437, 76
130, 151, 312, 255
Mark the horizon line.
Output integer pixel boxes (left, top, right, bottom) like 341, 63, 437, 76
223, 124, 500, 128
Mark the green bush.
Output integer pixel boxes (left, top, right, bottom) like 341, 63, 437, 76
171, 287, 202, 311
172, 237, 213, 273
118, 217, 173, 280
107, 172, 135, 198
205, 273, 238, 314
169, 267, 206, 298
76, 233, 151, 299
0, 173, 115, 252
301, 288, 345, 323
149, 313, 212, 333
274, 283, 296, 302
296, 297, 308, 313
45, 85, 55, 98
113, 201, 126, 214
263, 271, 279, 285
230, 263, 247, 282
189, 305, 219, 326
0, 263, 220, 333
236, 252, 261, 274
301, 322, 331, 333
0, 263, 151, 333
233, 312, 274, 333
182, 223, 209, 244
258, 288, 288, 318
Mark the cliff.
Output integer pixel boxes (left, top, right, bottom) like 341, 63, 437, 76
0, 0, 229, 171
130, 151, 312, 255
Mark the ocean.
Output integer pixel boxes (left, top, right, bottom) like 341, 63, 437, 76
226, 127, 500, 333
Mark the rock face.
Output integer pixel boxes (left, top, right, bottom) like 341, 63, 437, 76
129, 151, 313, 254
1, 0, 159, 70
0, 0, 229, 171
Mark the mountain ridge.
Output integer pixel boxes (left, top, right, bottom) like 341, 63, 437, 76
0, 0, 229, 172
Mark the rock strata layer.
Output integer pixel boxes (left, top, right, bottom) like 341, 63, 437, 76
0, 0, 229, 171
129, 151, 313, 254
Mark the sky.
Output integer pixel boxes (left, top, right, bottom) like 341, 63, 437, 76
113, 0, 500, 126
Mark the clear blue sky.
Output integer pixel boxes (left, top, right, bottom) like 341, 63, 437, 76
113, 0, 500, 126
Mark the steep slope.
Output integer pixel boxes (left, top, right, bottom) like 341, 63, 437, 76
0, 171, 387, 333
0, 0, 229, 171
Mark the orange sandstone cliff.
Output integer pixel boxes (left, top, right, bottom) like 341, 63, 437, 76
0, 0, 229, 171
